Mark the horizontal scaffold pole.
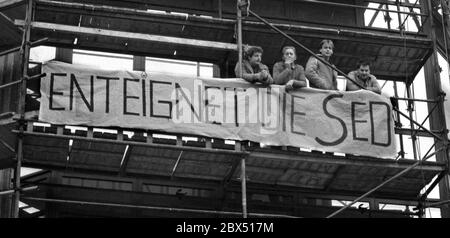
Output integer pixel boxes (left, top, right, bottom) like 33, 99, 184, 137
0, 73, 46, 90
14, 20, 238, 51
22, 197, 299, 218
394, 108, 446, 141
0, 186, 38, 196
294, 0, 427, 17
0, 38, 48, 57
423, 199, 450, 208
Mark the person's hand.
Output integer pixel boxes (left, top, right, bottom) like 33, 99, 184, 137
254, 72, 263, 81
284, 58, 294, 65
285, 79, 294, 92
284, 61, 294, 70
260, 71, 269, 82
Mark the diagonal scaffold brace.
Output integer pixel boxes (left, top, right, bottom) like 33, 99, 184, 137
326, 146, 447, 218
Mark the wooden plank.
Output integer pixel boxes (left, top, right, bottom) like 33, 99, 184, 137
117, 129, 123, 141
133, 56, 145, 71
56, 125, 63, 135
146, 131, 153, 144
15, 20, 238, 51
176, 136, 182, 147
205, 138, 212, 149
86, 127, 93, 138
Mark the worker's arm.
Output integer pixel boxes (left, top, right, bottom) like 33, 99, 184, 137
235, 62, 260, 83
367, 76, 382, 94
292, 65, 307, 88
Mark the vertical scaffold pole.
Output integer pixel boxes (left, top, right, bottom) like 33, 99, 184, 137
237, 0, 243, 80
393, 82, 405, 159
235, 141, 247, 218
406, 85, 418, 160
236, 0, 247, 218
241, 156, 247, 218
13, 0, 33, 218
423, 0, 450, 218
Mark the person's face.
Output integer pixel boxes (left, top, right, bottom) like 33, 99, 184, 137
283, 48, 296, 62
249, 52, 262, 65
320, 43, 333, 57
358, 65, 370, 79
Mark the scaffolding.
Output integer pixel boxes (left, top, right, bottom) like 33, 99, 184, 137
0, 0, 449, 218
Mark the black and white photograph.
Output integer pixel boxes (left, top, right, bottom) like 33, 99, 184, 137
0, 0, 450, 226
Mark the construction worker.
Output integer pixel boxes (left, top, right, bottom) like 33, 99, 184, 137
273, 46, 307, 92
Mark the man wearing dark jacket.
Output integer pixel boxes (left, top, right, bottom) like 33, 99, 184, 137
273, 46, 307, 92
235, 46, 273, 85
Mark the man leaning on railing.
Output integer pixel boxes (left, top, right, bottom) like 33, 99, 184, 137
235, 45, 274, 85
273, 46, 307, 92
346, 60, 381, 94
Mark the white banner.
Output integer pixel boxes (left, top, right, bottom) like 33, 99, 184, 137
40, 61, 396, 158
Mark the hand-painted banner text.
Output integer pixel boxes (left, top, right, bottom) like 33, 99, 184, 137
40, 61, 396, 158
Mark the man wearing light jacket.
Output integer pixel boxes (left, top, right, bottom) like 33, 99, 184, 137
305, 39, 338, 90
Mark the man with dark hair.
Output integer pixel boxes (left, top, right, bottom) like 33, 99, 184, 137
305, 39, 338, 90
273, 46, 307, 92
346, 60, 381, 94
235, 46, 273, 85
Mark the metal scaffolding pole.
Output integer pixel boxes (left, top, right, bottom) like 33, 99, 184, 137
0, 73, 45, 90
393, 82, 405, 159
22, 197, 298, 218
394, 108, 445, 141
241, 157, 247, 218
423, 0, 450, 217
236, 0, 243, 80
293, 0, 427, 17
406, 85, 419, 160
236, 1, 248, 218
13, 0, 33, 218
